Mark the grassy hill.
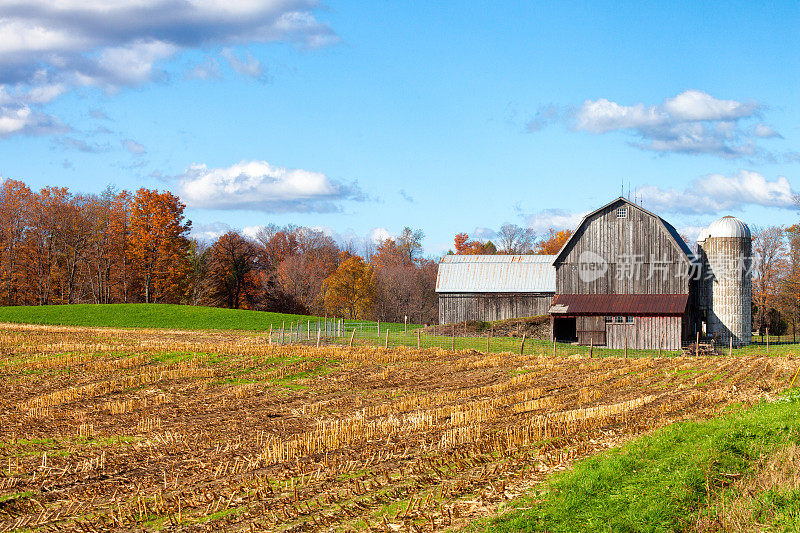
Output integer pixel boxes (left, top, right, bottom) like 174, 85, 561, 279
472, 389, 800, 532
0, 303, 331, 331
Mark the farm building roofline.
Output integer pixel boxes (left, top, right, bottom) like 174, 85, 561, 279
436, 254, 556, 293
549, 293, 688, 316
551, 197, 696, 265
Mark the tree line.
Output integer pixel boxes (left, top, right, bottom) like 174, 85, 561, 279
752, 224, 800, 338
0, 178, 582, 323
20, 177, 797, 331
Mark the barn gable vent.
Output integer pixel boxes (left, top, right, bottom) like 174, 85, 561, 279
616, 206, 627, 219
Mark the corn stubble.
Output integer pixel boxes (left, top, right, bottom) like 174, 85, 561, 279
0, 323, 794, 532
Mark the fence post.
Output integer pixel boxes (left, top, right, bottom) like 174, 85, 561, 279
384, 329, 389, 349
316, 328, 321, 348
659, 332, 664, 356
766, 327, 770, 354
377, 321, 381, 337
486, 328, 491, 353
520, 333, 526, 355
268, 324, 273, 345
281, 321, 285, 344
625, 334, 628, 359
589, 338, 593, 358
349, 328, 356, 348
404, 316, 408, 333
451, 324, 455, 351
553, 340, 556, 357
417, 329, 421, 349
729, 336, 733, 357
696, 332, 700, 357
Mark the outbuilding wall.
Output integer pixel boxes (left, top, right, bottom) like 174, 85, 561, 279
604, 316, 682, 350
438, 293, 553, 324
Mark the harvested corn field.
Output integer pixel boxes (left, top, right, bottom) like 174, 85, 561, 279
0, 324, 796, 532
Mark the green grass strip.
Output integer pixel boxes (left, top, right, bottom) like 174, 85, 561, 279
475, 390, 800, 533
0, 303, 409, 332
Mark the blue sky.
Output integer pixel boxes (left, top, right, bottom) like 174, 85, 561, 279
0, 1, 798, 254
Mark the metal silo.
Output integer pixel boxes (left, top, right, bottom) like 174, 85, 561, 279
697, 216, 752, 346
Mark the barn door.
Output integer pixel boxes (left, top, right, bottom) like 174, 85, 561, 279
577, 316, 606, 346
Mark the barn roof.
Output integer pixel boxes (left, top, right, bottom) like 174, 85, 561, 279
550, 293, 688, 316
552, 197, 696, 264
436, 255, 556, 293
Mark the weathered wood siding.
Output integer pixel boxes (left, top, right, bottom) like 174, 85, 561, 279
555, 199, 691, 295
605, 316, 681, 350
438, 293, 553, 324
577, 316, 605, 345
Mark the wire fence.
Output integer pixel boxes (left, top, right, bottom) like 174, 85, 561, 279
265, 319, 800, 358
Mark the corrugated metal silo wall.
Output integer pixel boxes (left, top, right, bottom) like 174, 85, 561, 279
704, 236, 752, 345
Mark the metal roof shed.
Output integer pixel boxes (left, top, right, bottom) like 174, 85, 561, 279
436, 255, 556, 324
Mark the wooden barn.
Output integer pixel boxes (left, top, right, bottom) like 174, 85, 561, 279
435, 196, 752, 349
436, 255, 555, 324
549, 197, 699, 350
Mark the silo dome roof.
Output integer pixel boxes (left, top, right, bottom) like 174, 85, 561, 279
700, 216, 751, 240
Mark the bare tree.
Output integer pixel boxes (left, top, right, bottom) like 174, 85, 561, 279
497, 224, 536, 254
752, 226, 787, 334
397, 227, 424, 264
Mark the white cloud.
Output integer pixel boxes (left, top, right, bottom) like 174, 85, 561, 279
369, 227, 392, 243
636, 171, 797, 215
677, 225, 710, 245
221, 48, 265, 80
471, 227, 497, 240
178, 159, 364, 213
56, 136, 108, 152
523, 208, 585, 234
661, 90, 758, 121
526, 104, 561, 132
572, 90, 774, 158
122, 138, 145, 154
575, 99, 667, 133
241, 225, 263, 240
753, 123, 781, 138
0, 0, 337, 136
89, 40, 178, 87
185, 57, 222, 81
190, 221, 232, 243
0, 105, 66, 137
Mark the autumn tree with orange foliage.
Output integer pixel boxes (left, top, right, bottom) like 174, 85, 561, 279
782, 224, 800, 340
536, 228, 573, 254
753, 226, 788, 334
127, 188, 192, 303
208, 231, 260, 309
453, 233, 496, 255
324, 252, 375, 319
0, 179, 34, 305
24, 186, 70, 305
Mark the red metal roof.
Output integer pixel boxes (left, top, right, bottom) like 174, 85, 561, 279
550, 294, 688, 316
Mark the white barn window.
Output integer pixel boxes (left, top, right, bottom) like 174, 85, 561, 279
616, 207, 627, 219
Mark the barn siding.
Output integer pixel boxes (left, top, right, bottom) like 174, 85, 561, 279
438, 293, 553, 324
555, 200, 691, 295
604, 316, 681, 350
577, 316, 605, 346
